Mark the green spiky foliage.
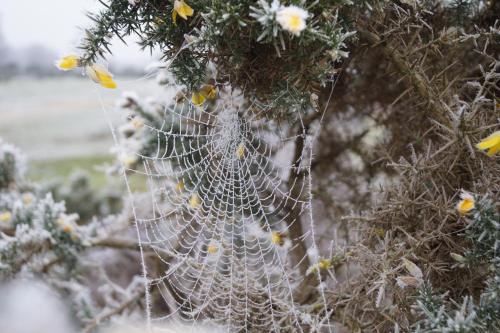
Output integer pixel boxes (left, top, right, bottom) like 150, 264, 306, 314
0, 139, 151, 329
79, 0, 361, 114
413, 197, 500, 332
462, 197, 500, 264
0, 139, 83, 277
0, 139, 25, 190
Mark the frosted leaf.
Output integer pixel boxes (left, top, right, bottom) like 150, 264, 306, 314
0, 138, 27, 189
402, 258, 423, 279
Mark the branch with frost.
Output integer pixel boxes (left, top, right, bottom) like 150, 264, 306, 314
358, 28, 449, 126
82, 288, 145, 333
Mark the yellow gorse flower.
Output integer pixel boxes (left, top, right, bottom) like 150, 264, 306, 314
86, 64, 117, 89
191, 84, 217, 106
271, 231, 285, 246
0, 211, 12, 223
476, 130, 500, 157
318, 259, 331, 270
191, 92, 206, 106
207, 244, 218, 254
120, 153, 138, 168
456, 191, 475, 215
56, 55, 117, 89
56, 217, 73, 234
308, 258, 331, 274
172, 0, 194, 25
189, 193, 201, 209
131, 117, 144, 129
56, 55, 80, 71
22, 193, 34, 206
235, 143, 245, 159
374, 227, 385, 237
200, 84, 217, 100
176, 180, 185, 192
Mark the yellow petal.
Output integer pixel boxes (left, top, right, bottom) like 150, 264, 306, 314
56, 217, 73, 233
487, 143, 500, 156
86, 64, 117, 89
174, 0, 194, 20
191, 92, 206, 106
271, 231, 284, 245
374, 227, 385, 237
476, 131, 500, 150
22, 193, 34, 206
56, 55, 80, 71
189, 193, 201, 208
308, 259, 331, 275
172, 9, 178, 25
200, 84, 217, 100
0, 211, 12, 223
131, 117, 144, 129
100, 77, 118, 89
207, 244, 218, 254
176, 180, 185, 192
93, 64, 116, 88
235, 143, 245, 159
457, 197, 475, 214
318, 259, 331, 270
120, 153, 138, 168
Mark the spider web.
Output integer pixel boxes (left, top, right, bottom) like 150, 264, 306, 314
103, 87, 333, 332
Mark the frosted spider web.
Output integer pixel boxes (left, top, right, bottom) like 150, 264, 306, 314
103, 86, 334, 332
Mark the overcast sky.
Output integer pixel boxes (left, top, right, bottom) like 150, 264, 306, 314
0, 0, 157, 67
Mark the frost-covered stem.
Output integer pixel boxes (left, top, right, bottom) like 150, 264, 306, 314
91, 237, 138, 250
81, 289, 145, 333
286, 126, 316, 303
0, 224, 14, 236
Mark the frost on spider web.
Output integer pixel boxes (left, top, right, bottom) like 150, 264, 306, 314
110, 86, 330, 332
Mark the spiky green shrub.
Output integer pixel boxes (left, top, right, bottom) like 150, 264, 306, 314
413, 196, 500, 332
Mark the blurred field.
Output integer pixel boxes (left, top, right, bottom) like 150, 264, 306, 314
0, 76, 160, 189
28, 155, 113, 188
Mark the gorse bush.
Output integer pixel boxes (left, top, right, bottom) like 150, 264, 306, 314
412, 195, 500, 332
78, 0, 355, 112
45, 170, 123, 221
0, 140, 146, 330
0, 138, 25, 190
0, 139, 82, 276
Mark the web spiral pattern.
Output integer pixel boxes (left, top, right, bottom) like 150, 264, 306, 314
110, 90, 331, 332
